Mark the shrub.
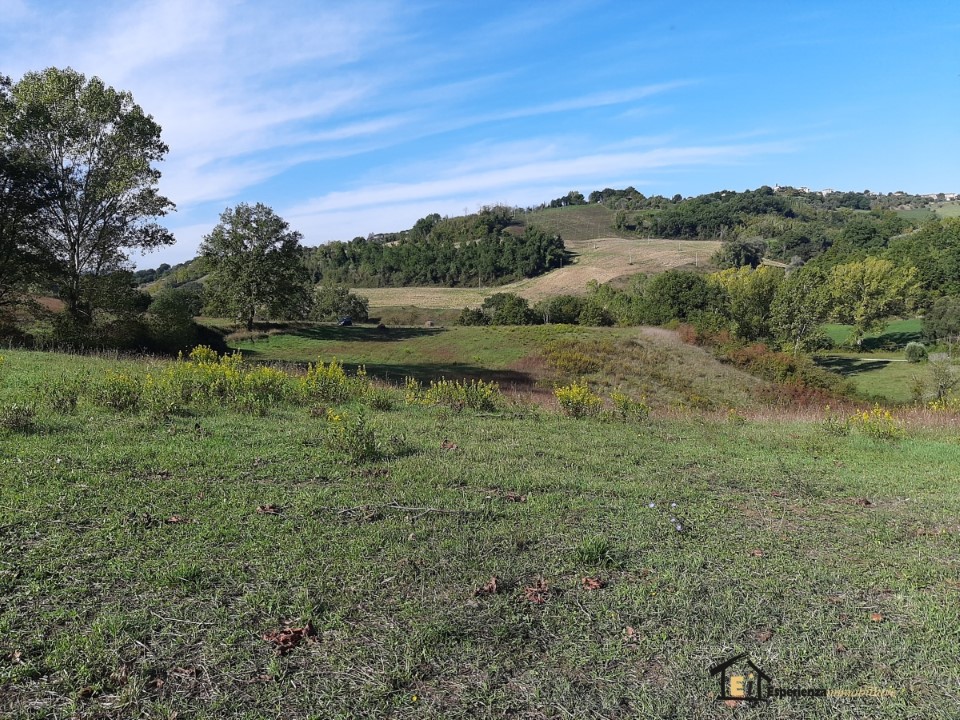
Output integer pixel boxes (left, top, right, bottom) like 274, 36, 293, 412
94, 372, 143, 411
323, 411, 380, 464
542, 339, 610, 375
188, 345, 220, 365
143, 370, 186, 417
904, 342, 927, 363
577, 302, 614, 327
481, 293, 538, 325
365, 388, 396, 411
928, 394, 960, 413
48, 374, 83, 413
413, 377, 500, 411
819, 405, 851, 435
311, 285, 370, 322
0, 403, 36, 433
611, 391, 650, 421
147, 286, 203, 352
403, 377, 425, 405
555, 381, 603, 418
534, 295, 584, 324
300, 358, 370, 403
849, 405, 903, 440
457, 307, 488, 326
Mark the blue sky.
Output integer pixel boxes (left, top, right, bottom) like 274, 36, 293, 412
2, 0, 958, 266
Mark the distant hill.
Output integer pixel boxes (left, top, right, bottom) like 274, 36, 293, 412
138, 186, 958, 309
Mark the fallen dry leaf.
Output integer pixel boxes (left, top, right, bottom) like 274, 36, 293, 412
624, 626, 637, 643
523, 578, 549, 604
256, 504, 281, 515
751, 628, 773, 643
870, 612, 883, 622
749, 548, 764, 557
835, 643, 848, 653
724, 699, 740, 708
475, 576, 499, 597
262, 622, 316, 655
582, 576, 606, 590
440, 439, 459, 451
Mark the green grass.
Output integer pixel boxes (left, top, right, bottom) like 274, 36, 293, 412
227, 324, 624, 386
821, 318, 922, 351
225, 324, 769, 411
895, 208, 936, 222
934, 201, 960, 218
817, 319, 926, 403
2, 348, 959, 717
815, 355, 924, 404
524, 204, 633, 244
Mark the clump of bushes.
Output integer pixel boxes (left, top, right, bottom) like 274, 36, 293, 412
542, 339, 605, 375
95, 371, 143, 411
405, 377, 500, 411
0, 403, 37, 433
322, 410, 380, 464
554, 380, 603, 418
300, 358, 370, 403
89, 346, 300, 415
849, 405, 904, 440
904, 341, 927, 363
611, 391, 650, 421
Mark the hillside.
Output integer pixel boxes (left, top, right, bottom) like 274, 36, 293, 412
359, 236, 719, 309
225, 324, 767, 410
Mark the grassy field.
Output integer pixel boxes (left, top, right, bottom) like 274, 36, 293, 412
224, 324, 769, 411
2, 348, 960, 718
817, 319, 926, 403
894, 208, 936, 222
934, 201, 960, 218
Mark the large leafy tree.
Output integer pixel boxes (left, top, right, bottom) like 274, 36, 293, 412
5, 67, 174, 323
827, 256, 918, 346
201, 203, 310, 330
311, 285, 369, 322
710, 265, 784, 341
770, 266, 831, 355
0, 75, 54, 314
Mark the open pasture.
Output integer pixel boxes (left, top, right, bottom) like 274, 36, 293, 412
1, 348, 959, 717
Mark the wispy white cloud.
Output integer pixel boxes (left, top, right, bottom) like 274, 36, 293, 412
284, 139, 793, 237
4, 0, 812, 266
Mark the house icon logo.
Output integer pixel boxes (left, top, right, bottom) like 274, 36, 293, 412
709, 653, 772, 703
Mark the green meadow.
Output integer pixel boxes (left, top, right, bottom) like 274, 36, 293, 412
815, 319, 935, 404
2, 344, 960, 718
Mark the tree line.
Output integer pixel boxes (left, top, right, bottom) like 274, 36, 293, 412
302, 208, 567, 288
